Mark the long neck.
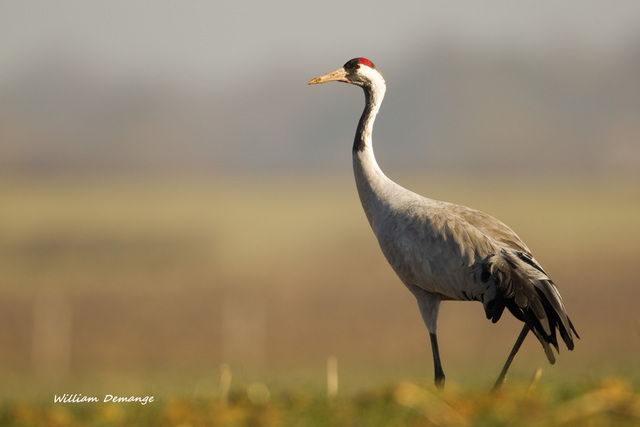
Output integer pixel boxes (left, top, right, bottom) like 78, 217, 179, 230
352, 83, 384, 154
352, 81, 396, 228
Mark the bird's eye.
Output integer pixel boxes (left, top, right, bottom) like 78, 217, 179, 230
354, 64, 360, 69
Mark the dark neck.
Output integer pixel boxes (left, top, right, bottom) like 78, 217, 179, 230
351, 79, 393, 229
353, 88, 372, 153
352, 84, 384, 154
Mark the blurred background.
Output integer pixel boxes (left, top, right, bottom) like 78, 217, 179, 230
1, 1, 639, 398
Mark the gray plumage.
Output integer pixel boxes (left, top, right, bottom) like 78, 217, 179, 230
309, 57, 578, 390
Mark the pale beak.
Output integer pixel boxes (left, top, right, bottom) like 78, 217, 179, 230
308, 67, 348, 85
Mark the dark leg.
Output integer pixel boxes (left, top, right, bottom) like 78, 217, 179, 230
492, 323, 530, 392
430, 333, 445, 390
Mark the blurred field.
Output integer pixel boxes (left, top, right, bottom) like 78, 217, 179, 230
0, 172, 639, 423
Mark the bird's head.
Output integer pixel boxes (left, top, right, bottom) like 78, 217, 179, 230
308, 57, 385, 88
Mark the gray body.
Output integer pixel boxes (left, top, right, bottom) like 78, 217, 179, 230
356, 146, 545, 338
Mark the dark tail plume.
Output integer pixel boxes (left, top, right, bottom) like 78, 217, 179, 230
480, 249, 579, 364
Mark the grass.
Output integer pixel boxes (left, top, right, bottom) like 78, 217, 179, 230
0, 171, 638, 425
1, 377, 639, 426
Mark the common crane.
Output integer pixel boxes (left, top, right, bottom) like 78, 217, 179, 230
308, 57, 578, 390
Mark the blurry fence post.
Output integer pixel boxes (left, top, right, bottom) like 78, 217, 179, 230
32, 290, 72, 379
219, 363, 232, 405
327, 355, 338, 400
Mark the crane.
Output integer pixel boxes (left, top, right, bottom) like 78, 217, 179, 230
308, 57, 578, 391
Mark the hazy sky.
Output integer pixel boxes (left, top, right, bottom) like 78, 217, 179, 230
2, 1, 640, 90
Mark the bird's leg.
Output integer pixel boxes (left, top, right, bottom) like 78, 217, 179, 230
413, 291, 444, 390
492, 323, 530, 392
430, 332, 445, 390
